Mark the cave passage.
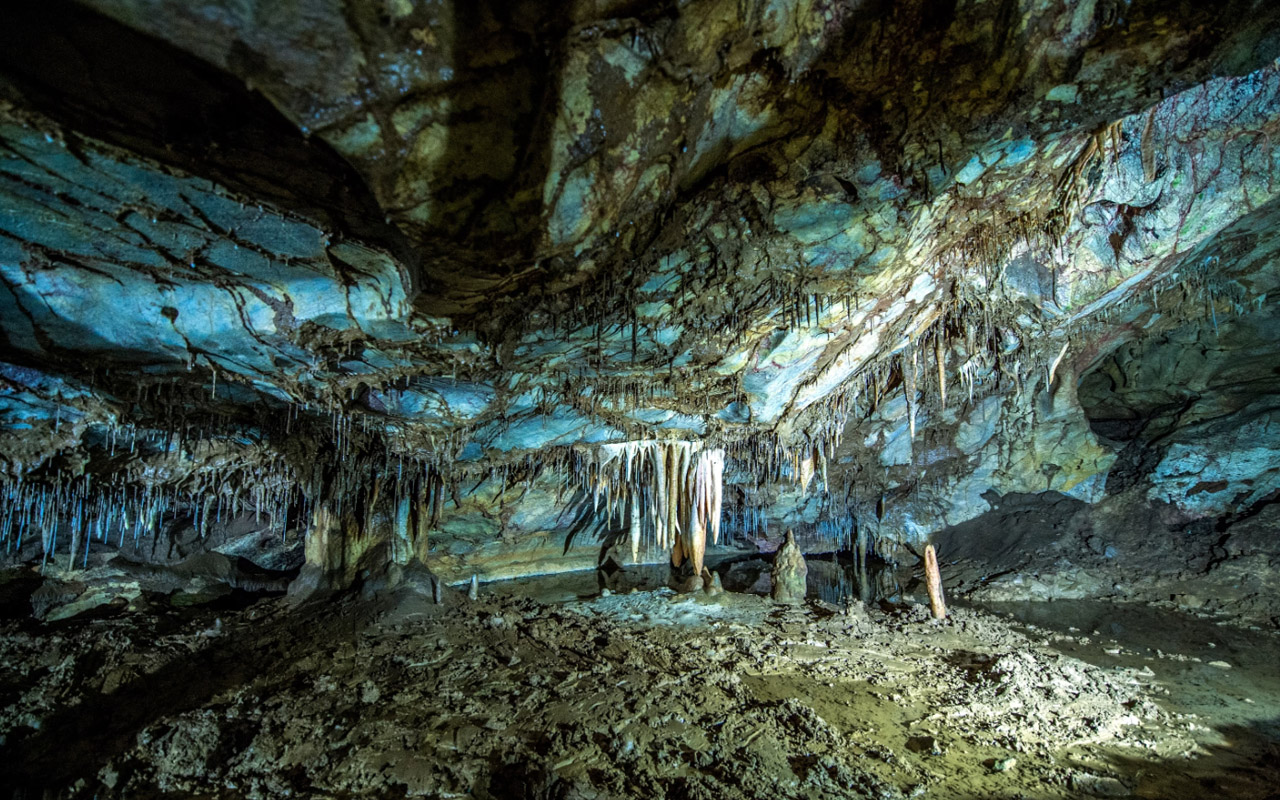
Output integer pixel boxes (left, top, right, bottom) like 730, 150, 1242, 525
2, 1, 1280, 798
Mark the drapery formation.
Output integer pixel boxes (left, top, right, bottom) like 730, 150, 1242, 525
587, 442, 725, 576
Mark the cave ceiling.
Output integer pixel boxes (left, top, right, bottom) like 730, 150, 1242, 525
2, 0, 1280, 524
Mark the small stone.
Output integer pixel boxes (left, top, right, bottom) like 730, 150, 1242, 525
1208, 660, 1231, 669
600, 588, 611, 597
990, 756, 1017, 772
1070, 772, 1129, 797
467, 574, 479, 601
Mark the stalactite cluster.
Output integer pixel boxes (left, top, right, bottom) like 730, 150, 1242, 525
576, 441, 725, 574
0, 459, 295, 567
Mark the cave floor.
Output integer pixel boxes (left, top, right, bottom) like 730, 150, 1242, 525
1, 580, 1278, 799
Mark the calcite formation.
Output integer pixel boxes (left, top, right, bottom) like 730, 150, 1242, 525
0, 0, 1278, 588
924, 544, 946, 620
771, 529, 808, 604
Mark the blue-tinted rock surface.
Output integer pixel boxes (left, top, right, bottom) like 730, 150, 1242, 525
1, 0, 1279, 586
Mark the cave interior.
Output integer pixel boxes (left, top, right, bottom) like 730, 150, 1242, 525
2, 1, 1280, 798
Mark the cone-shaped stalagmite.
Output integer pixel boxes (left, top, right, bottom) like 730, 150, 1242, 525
771, 528, 808, 604
924, 544, 946, 620
703, 568, 724, 596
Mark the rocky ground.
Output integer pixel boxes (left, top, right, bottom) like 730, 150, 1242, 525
2, 572, 1277, 800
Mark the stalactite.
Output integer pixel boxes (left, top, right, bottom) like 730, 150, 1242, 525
797, 452, 815, 494
904, 347, 918, 442
1046, 342, 1069, 391
628, 487, 641, 563
935, 333, 947, 409
579, 441, 726, 573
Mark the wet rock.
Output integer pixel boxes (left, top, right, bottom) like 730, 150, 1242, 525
989, 756, 1017, 773
29, 579, 86, 619
771, 530, 808, 604
670, 573, 704, 594
0, 0, 1278, 598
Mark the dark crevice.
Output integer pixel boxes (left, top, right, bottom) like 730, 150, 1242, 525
1087, 398, 1197, 496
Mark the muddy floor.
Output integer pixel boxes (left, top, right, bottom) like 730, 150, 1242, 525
1, 573, 1278, 799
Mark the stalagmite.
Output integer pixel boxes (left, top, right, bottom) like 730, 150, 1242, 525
688, 514, 706, 576
924, 544, 947, 620
468, 574, 479, 601
412, 486, 431, 564
771, 529, 808, 604
703, 568, 723, 596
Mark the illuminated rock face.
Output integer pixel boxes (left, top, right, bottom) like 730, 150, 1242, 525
1, 0, 1280, 585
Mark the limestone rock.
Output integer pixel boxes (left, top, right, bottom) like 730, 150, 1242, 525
1, 1, 1280, 593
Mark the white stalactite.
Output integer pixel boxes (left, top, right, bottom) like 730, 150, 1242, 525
935, 334, 947, 409
629, 488, 641, 563
585, 440, 726, 565
905, 346, 918, 442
